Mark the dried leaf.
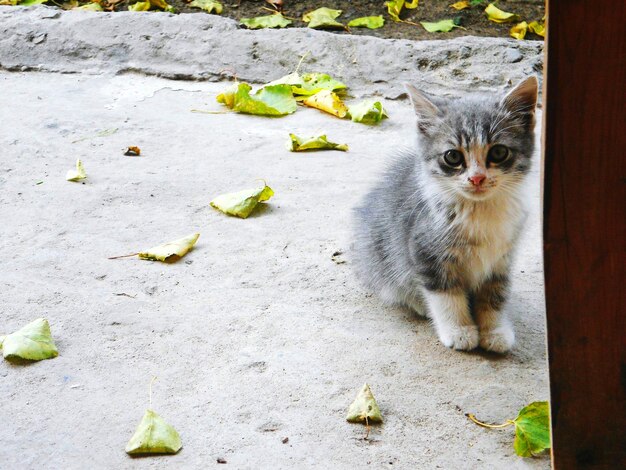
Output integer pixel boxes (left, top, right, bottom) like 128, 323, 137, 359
302, 90, 349, 118
188, 0, 222, 14
217, 83, 296, 117
287, 134, 348, 152
66, 159, 86, 182
1, 318, 58, 361
348, 100, 388, 124
125, 409, 182, 455
484, 3, 519, 23
240, 13, 291, 29
385, 0, 418, 23
528, 20, 545, 37
210, 184, 274, 219
124, 146, 141, 156
510, 21, 528, 40
513, 402, 551, 457
420, 19, 460, 33
449, 1, 469, 10
302, 7, 344, 29
138, 233, 200, 262
346, 384, 383, 424
347, 16, 385, 29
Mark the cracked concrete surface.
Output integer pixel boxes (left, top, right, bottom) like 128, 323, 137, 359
0, 8, 548, 469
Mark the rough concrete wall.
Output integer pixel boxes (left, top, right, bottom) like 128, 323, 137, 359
0, 6, 544, 98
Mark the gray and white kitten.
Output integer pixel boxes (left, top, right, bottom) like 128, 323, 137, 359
352, 77, 538, 353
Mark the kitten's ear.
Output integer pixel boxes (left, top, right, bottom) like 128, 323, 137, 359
501, 76, 538, 115
405, 84, 440, 134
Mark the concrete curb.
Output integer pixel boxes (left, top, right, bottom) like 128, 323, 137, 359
0, 6, 544, 97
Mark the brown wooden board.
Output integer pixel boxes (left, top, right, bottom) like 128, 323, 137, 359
543, 0, 626, 468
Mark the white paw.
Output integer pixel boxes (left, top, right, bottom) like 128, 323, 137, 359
480, 325, 515, 353
438, 325, 479, 351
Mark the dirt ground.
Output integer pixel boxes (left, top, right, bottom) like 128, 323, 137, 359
0, 70, 549, 469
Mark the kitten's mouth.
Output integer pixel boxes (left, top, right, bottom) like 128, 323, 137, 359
463, 186, 494, 200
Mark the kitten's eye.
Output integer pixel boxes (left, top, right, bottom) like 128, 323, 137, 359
488, 144, 510, 164
443, 150, 464, 167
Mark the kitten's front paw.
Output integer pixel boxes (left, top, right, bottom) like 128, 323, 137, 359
438, 325, 479, 351
480, 325, 515, 353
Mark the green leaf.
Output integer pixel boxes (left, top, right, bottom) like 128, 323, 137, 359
75, 2, 103, 10
240, 13, 292, 29
1, 318, 58, 361
513, 401, 551, 457
302, 90, 349, 118
18, 0, 49, 5
287, 134, 348, 152
420, 19, 459, 33
125, 409, 182, 455
347, 16, 385, 29
348, 100, 388, 124
138, 233, 200, 262
484, 3, 519, 23
66, 159, 86, 182
267, 72, 346, 97
302, 7, 344, 29
216, 83, 296, 117
210, 184, 274, 219
129, 0, 174, 12
188, 0, 222, 14
346, 383, 383, 424
385, 0, 418, 22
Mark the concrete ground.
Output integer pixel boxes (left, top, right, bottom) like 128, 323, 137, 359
0, 8, 549, 470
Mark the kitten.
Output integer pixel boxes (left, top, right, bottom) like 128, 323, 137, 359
352, 77, 538, 353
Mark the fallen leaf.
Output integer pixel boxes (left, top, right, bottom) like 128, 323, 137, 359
210, 184, 274, 219
17, 0, 48, 5
268, 72, 346, 97
467, 401, 551, 458
1, 318, 58, 361
513, 402, 551, 457
138, 233, 200, 262
240, 13, 291, 29
346, 383, 383, 424
128, 0, 174, 12
66, 159, 86, 182
188, 0, 222, 14
510, 21, 528, 40
217, 83, 296, 116
449, 1, 470, 10
484, 3, 519, 23
124, 146, 141, 156
348, 100, 388, 124
302, 7, 344, 29
125, 409, 182, 455
287, 134, 348, 152
347, 16, 385, 29
421, 19, 460, 33
386, 0, 419, 23
75, 2, 103, 10
302, 90, 349, 118
528, 20, 545, 37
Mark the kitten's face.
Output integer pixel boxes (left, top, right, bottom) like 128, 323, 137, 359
407, 78, 537, 202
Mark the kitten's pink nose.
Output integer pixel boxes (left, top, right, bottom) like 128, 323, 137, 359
469, 174, 486, 186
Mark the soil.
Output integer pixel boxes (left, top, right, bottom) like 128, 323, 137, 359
118, 0, 546, 41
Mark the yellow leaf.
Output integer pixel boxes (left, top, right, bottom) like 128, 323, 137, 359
302, 90, 349, 118
287, 134, 348, 152
66, 159, 86, 182
528, 20, 545, 37
346, 384, 383, 424
138, 233, 200, 262
125, 409, 182, 455
386, 0, 418, 22
1, 318, 58, 361
510, 21, 528, 40
485, 3, 519, 23
450, 1, 469, 10
210, 184, 274, 219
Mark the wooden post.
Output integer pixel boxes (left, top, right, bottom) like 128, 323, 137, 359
543, 0, 626, 468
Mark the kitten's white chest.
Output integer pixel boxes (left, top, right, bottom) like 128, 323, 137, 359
453, 198, 523, 287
